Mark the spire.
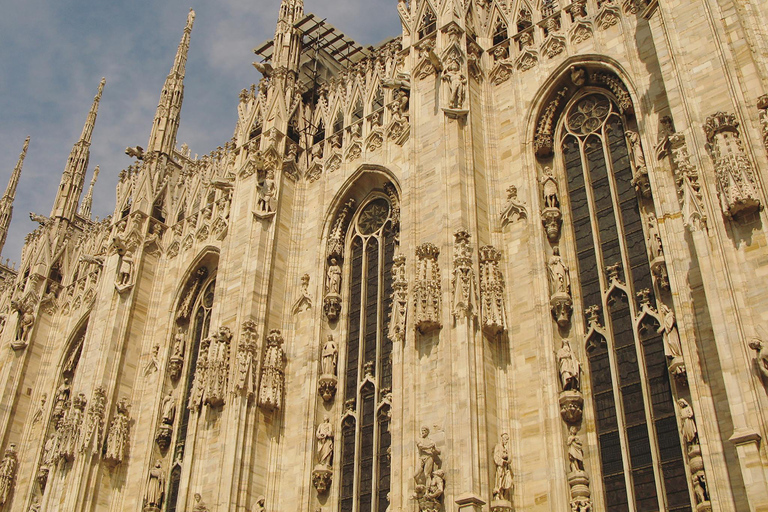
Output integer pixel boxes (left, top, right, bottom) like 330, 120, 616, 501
146, 9, 195, 155
272, 0, 303, 69
78, 165, 99, 219
0, 137, 30, 255
50, 78, 106, 220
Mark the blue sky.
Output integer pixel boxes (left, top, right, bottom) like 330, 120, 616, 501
0, 0, 401, 266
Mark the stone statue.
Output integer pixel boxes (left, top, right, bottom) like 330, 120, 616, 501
442, 60, 466, 110
145, 460, 165, 509
32, 393, 47, 424
258, 330, 286, 411
557, 340, 581, 391
659, 303, 683, 359
28, 495, 40, 512
492, 433, 513, 502
567, 426, 584, 472
647, 213, 663, 259
548, 246, 571, 296
203, 326, 232, 407
58, 393, 86, 461
326, 258, 342, 295
541, 166, 560, 209
105, 398, 130, 465
13, 302, 35, 346
172, 326, 185, 359
256, 171, 277, 214
749, 338, 768, 380
626, 130, 647, 172
52, 378, 71, 423
677, 398, 698, 447
118, 251, 134, 286
0, 444, 18, 505
426, 469, 445, 500
693, 472, 710, 504
414, 426, 440, 485
161, 392, 176, 425
321, 336, 338, 376
316, 417, 334, 467
144, 345, 160, 377
192, 493, 208, 511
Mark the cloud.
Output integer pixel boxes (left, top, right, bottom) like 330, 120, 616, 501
0, 0, 401, 264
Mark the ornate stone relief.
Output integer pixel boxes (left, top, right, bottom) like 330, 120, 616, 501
451, 230, 477, 320
758, 95, 768, 154
57, 392, 86, 463
668, 133, 707, 231
479, 246, 507, 336
325, 199, 356, 321
626, 130, 651, 197
414, 243, 442, 334
388, 254, 408, 343
235, 321, 259, 402
80, 386, 106, 456
177, 267, 208, 323
193, 326, 232, 408
258, 329, 286, 411
292, 274, 313, 314
104, 398, 130, 466
412, 427, 444, 512
0, 444, 18, 506
557, 340, 583, 424
254, 169, 278, 220
168, 325, 186, 382
10, 296, 35, 351
500, 185, 528, 227
548, 246, 573, 328
677, 399, 712, 511
567, 426, 592, 512
192, 493, 209, 511
646, 213, 669, 290
704, 111, 762, 220
491, 433, 514, 511
312, 417, 334, 494
659, 302, 687, 383
155, 391, 176, 450
540, 166, 562, 242
387, 88, 411, 145
144, 460, 166, 512
318, 335, 338, 403
748, 338, 768, 382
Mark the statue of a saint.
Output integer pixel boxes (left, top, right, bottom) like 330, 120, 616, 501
647, 213, 663, 259
748, 338, 768, 380
118, 251, 134, 286
557, 340, 581, 391
316, 417, 334, 468
321, 336, 338, 376
567, 427, 584, 473
257, 172, 277, 214
414, 426, 440, 485
326, 258, 342, 295
548, 246, 570, 296
192, 493, 208, 511
145, 460, 165, 509
541, 167, 560, 209
492, 433, 513, 502
659, 303, 683, 359
0, 444, 18, 505
442, 60, 467, 110
161, 392, 176, 425
677, 398, 698, 446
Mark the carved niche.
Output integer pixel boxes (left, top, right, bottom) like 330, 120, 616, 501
413, 243, 442, 334
704, 112, 762, 220
324, 199, 356, 322
258, 329, 286, 411
451, 230, 477, 320
479, 246, 507, 336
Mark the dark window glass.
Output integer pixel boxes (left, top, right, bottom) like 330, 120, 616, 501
346, 238, 363, 401
340, 417, 357, 512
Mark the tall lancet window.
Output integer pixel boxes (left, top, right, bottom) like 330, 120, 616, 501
166, 268, 217, 512
559, 92, 689, 511
339, 196, 396, 512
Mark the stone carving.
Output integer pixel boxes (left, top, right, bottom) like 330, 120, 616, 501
235, 321, 258, 401
318, 335, 338, 402
0, 444, 18, 506
704, 111, 761, 220
479, 246, 507, 336
678, 398, 698, 446
312, 417, 334, 494
548, 247, 573, 327
58, 392, 86, 463
500, 185, 528, 227
540, 166, 562, 242
668, 133, 707, 231
659, 303, 686, 381
567, 427, 592, 512
255, 495, 266, 512
414, 243, 441, 334
535, 87, 569, 156
156, 392, 176, 450
388, 254, 408, 343
192, 493, 208, 511
10, 298, 35, 350
255, 170, 277, 218
189, 326, 232, 410
442, 60, 467, 111
258, 330, 286, 411
327, 198, 356, 261
451, 230, 477, 320
324, 257, 342, 321
144, 345, 160, 377
80, 386, 106, 455
31, 393, 46, 424
492, 433, 514, 510
104, 398, 130, 466
748, 338, 768, 380
168, 325, 186, 381
28, 495, 40, 512
677, 398, 711, 509
759, 95, 768, 153
413, 427, 444, 512
567, 427, 584, 472
626, 130, 651, 197
557, 339, 581, 391
116, 250, 134, 292
177, 267, 208, 323
646, 213, 669, 290
144, 460, 165, 511
292, 273, 312, 314
51, 378, 71, 425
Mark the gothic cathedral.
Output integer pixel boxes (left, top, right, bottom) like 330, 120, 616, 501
1, 0, 768, 511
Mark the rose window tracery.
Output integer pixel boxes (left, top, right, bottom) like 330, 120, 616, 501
567, 94, 611, 135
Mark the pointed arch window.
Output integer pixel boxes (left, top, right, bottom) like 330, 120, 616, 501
558, 91, 689, 511
167, 270, 217, 512
418, 8, 437, 40
339, 196, 397, 512
493, 18, 509, 46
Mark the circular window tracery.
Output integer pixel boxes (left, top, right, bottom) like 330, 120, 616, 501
356, 198, 390, 235
566, 94, 612, 135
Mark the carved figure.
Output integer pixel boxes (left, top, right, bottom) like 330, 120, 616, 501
58, 393, 86, 461
316, 417, 334, 467
203, 326, 232, 407
414, 426, 440, 485
52, 378, 71, 423
548, 247, 571, 296
168, 326, 185, 381
161, 392, 176, 425
80, 387, 106, 454
32, 393, 46, 424
567, 427, 585, 472
14, 303, 35, 347
541, 166, 560, 209
388, 254, 408, 343
557, 340, 581, 391
144, 345, 160, 376
118, 251, 134, 286
414, 244, 441, 333
492, 433, 514, 502
677, 398, 698, 446
443, 60, 467, 110
693, 472, 710, 504
257, 171, 277, 214
326, 258, 342, 295
426, 469, 445, 500
321, 336, 338, 376
748, 338, 768, 380
258, 330, 286, 411
192, 493, 208, 511
145, 460, 165, 509
647, 213, 663, 259
0, 444, 18, 505
500, 185, 527, 226
105, 398, 130, 465
28, 495, 40, 512
451, 230, 477, 319
659, 303, 683, 359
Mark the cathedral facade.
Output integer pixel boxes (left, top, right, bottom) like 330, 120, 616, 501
1, 0, 768, 511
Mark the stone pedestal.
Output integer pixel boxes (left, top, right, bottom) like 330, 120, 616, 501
490, 498, 513, 512
550, 292, 573, 328
559, 390, 584, 424
317, 375, 337, 403
323, 293, 341, 322
541, 206, 562, 242
312, 465, 332, 495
